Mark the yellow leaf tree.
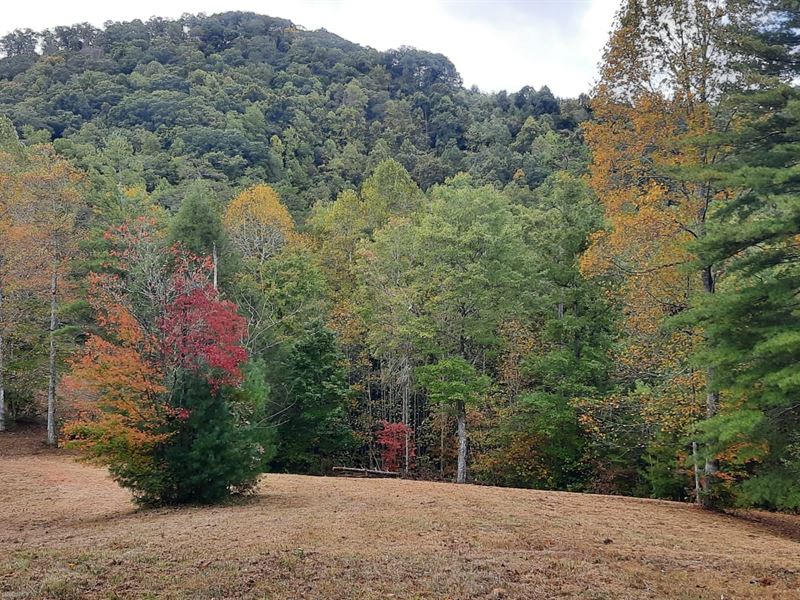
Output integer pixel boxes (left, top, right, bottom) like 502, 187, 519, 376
223, 184, 303, 264
1, 132, 84, 444
581, 0, 735, 499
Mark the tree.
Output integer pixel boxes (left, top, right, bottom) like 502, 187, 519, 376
0, 29, 39, 56
376, 420, 415, 472
355, 217, 422, 472
0, 116, 23, 431
412, 175, 532, 362
223, 184, 326, 359
61, 278, 171, 500
0, 194, 5, 431
683, 0, 800, 508
310, 160, 424, 469
159, 373, 266, 504
160, 280, 248, 393
64, 243, 265, 505
310, 158, 422, 290
359, 158, 424, 232
417, 357, 490, 483
10, 146, 84, 445
268, 323, 354, 474
474, 173, 615, 491
403, 175, 533, 481
168, 180, 226, 287
581, 0, 736, 502
223, 184, 302, 265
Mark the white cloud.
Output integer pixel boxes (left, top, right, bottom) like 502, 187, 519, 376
1, 0, 620, 96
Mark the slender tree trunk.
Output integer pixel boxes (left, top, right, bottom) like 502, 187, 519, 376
440, 400, 445, 478
400, 352, 410, 473
46, 267, 58, 446
700, 265, 718, 502
0, 278, 5, 432
692, 441, 702, 505
212, 242, 218, 290
456, 399, 467, 484
703, 367, 719, 490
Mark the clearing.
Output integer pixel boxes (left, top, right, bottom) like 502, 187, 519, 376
1, 426, 799, 599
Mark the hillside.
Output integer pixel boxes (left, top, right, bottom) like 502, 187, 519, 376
0, 12, 586, 214
2, 427, 799, 600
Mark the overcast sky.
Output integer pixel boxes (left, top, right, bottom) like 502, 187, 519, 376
2, 0, 620, 97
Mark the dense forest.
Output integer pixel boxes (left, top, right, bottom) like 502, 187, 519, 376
0, 0, 798, 510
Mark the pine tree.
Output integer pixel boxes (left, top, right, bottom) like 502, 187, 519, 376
686, 0, 800, 509
168, 181, 228, 287
161, 375, 265, 505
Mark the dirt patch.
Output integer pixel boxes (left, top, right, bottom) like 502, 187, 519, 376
1, 427, 799, 599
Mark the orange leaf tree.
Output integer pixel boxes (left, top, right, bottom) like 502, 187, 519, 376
581, 0, 737, 499
62, 274, 171, 493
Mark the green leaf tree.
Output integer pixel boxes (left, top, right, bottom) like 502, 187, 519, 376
417, 357, 490, 483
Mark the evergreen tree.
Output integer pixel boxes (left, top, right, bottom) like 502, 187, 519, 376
161, 375, 267, 505
268, 323, 355, 473
686, 0, 800, 508
168, 180, 229, 284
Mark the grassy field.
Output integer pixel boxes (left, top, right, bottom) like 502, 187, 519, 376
1, 426, 799, 599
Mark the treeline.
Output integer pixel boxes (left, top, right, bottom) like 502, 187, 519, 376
0, 1, 798, 510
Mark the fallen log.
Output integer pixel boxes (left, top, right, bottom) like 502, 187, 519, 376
332, 466, 400, 478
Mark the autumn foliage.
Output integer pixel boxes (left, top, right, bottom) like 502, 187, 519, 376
62, 221, 264, 505
160, 283, 248, 391
223, 184, 304, 262
376, 420, 415, 472
62, 280, 170, 489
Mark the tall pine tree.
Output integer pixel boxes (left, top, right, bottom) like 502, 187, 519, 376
687, 0, 800, 509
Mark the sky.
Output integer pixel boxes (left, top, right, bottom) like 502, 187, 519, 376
1, 0, 620, 97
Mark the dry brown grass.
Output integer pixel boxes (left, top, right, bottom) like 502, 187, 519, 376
1, 425, 799, 599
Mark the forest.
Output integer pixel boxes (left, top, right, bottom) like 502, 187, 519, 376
0, 0, 798, 513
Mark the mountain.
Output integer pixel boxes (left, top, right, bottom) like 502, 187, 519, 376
0, 11, 589, 214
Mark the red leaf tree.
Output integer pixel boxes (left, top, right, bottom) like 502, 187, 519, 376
159, 281, 248, 391
376, 420, 415, 472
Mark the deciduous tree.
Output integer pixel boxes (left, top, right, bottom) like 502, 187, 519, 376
581, 0, 735, 502
418, 357, 490, 483
10, 145, 84, 445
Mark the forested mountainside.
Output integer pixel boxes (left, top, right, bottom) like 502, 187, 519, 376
0, 11, 587, 214
1, 2, 798, 513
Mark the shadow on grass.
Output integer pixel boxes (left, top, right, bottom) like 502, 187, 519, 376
726, 510, 800, 545
64, 486, 309, 529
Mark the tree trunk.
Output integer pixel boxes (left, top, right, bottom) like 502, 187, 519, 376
456, 399, 467, 484
700, 265, 718, 502
703, 367, 719, 497
692, 441, 701, 505
440, 401, 445, 478
46, 268, 58, 446
0, 279, 5, 432
400, 353, 410, 473
212, 242, 219, 290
